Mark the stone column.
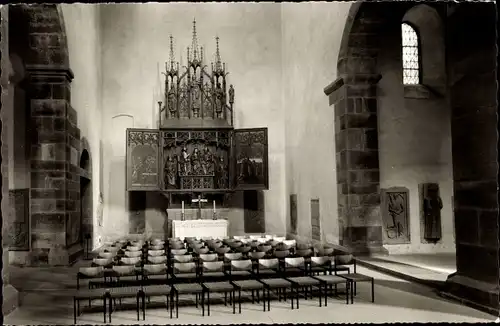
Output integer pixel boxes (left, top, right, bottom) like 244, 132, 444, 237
325, 75, 386, 255
1, 4, 20, 315
444, 4, 499, 313
27, 66, 82, 265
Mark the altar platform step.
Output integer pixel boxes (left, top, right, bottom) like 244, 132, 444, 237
356, 253, 455, 290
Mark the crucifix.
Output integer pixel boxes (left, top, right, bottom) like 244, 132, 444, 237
192, 195, 208, 220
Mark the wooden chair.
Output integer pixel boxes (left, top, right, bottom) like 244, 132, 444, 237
200, 261, 236, 316
335, 254, 374, 304
142, 263, 168, 284
148, 250, 165, 257
77, 267, 105, 290
147, 255, 167, 265
227, 259, 254, 281
310, 256, 350, 306
283, 257, 323, 308
170, 248, 188, 256
170, 262, 204, 318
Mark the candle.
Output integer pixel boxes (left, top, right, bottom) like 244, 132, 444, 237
182, 201, 185, 213
213, 200, 216, 212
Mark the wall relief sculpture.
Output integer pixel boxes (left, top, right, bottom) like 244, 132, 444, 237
381, 187, 410, 244
7, 189, 29, 250
233, 128, 269, 190
419, 183, 442, 243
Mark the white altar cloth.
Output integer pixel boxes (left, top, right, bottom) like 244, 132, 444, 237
172, 219, 229, 240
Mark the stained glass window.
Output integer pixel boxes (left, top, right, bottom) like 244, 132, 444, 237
401, 23, 420, 85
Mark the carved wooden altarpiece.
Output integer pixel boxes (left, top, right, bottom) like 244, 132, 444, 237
125, 20, 269, 207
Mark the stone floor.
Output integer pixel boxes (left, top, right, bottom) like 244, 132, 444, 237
3, 259, 495, 325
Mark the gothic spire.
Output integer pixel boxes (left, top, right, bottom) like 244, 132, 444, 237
190, 18, 200, 62
169, 35, 175, 69
215, 35, 223, 71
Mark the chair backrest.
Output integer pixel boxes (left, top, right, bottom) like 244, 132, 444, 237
170, 248, 188, 256
93, 258, 112, 266
295, 249, 313, 258
148, 255, 168, 264
143, 263, 167, 274
236, 246, 252, 253
335, 254, 354, 265
296, 243, 312, 251
79, 266, 104, 277
104, 246, 120, 253
127, 246, 141, 251
249, 241, 260, 248
98, 252, 114, 259
173, 254, 194, 263
230, 241, 243, 248
249, 235, 262, 240
200, 236, 213, 241
215, 246, 231, 255
169, 242, 185, 250
120, 257, 141, 265
269, 240, 280, 247
258, 258, 279, 271
265, 234, 276, 239
257, 244, 272, 253
283, 240, 296, 247
230, 259, 253, 271
275, 242, 290, 251
191, 242, 205, 249
257, 238, 269, 244
233, 235, 247, 240
151, 239, 165, 245
310, 256, 332, 267
104, 241, 114, 247
125, 251, 142, 258
240, 238, 251, 244
199, 253, 218, 262
202, 261, 224, 273
224, 252, 243, 261
273, 236, 286, 242
173, 262, 197, 274
248, 251, 266, 260
285, 257, 305, 268
316, 247, 334, 256
112, 265, 136, 276
149, 245, 164, 251
211, 241, 224, 249
274, 250, 290, 259
148, 250, 164, 257
194, 247, 210, 255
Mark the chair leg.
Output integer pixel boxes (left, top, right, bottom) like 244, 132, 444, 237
202, 291, 205, 316
74, 297, 77, 325
371, 279, 375, 303
136, 294, 140, 321
350, 282, 354, 304
256, 289, 260, 303
232, 291, 236, 314
318, 285, 322, 307
207, 291, 211, 316
267, 287, 270, 311
196, 292, 199, 308
239, 289, 242, 314
296, 287, 300, 309
291, 288, 294, 310
324, 283, 328, 307
224, 292, 227, 306
251, 290, 255, 303
345, 281, 349, 304
103, 296, 107, 323
142, 292, 145, 321
176, 291, 179, 318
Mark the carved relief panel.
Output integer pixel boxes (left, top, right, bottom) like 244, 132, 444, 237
126, 129, 160, 191
381, 187, 410, 244
161, 129, 231, 192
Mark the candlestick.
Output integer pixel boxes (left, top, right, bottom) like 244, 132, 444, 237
182, 201, 185, 213
213, 200, 216, 212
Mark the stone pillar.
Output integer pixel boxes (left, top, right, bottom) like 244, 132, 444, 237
444, 4, 499, 313
27, 66, 82, 265
1, 4, 20, 315
325, 75, 386, 255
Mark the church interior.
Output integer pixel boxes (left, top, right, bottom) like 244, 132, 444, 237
1, 2, 498, 324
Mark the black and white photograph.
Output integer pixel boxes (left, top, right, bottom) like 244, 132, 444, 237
0, 1, 498, 324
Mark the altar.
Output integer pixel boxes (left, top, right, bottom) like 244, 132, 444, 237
172, 219, 229, 240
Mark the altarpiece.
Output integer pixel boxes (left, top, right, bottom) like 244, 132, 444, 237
126, 21, 269, 211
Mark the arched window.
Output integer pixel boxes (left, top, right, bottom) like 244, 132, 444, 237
401, 23, 421, 85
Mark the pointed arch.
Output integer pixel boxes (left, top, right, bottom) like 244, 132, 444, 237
401, 22, 421, 85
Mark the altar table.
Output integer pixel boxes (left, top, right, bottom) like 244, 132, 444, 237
172, 219, 229, 240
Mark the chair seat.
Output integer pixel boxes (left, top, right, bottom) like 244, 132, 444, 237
257, 269, 278, 276
260, 278, 292, 288
143, 285, 171, 296
108, 286, 142, 298
230, 271, 252, 276
284, 267, 304, 274
233, 280, 265, 290
287, 276, 321, 286
310, 266, 331, 273
116, 275, 140, 282
203, 281, 235, 292
173, 273, 198, 279
173, 283, 204, 293
340, 273, 373, 282
202, 271, 226, 278
146, 274, 169, 280
314, 275, 346, 284
334, 265, 350, 272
